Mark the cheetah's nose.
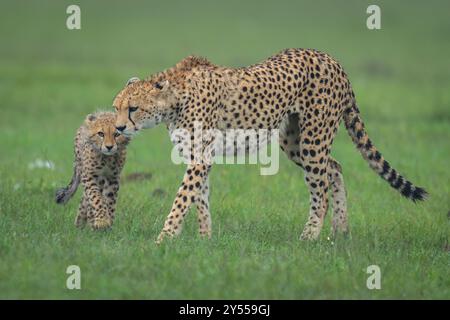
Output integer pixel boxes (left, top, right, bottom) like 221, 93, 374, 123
116, 125, 126, 132
106, 145, 113, 151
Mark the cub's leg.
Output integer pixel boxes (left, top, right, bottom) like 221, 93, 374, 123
328, 158, 349, 236
75, 194, 88, 227
83, 174, 112, 230
102, 176, 120, 224
196, 177, 211, 238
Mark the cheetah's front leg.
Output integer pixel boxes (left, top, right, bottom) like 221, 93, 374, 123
196, 176, 211, 238
83, 173, 112, 230
156, 164, 211, 244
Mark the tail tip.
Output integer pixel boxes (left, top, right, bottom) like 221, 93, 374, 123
55, 188, 69, 205
411, 186, 428, 203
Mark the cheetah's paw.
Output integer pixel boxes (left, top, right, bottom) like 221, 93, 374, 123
92, 217, 113, 230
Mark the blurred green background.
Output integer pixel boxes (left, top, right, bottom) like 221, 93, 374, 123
0, 0, 449, 299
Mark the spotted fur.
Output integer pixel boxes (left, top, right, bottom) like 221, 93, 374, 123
55, 112, 130, 229
112, 48, 427, 242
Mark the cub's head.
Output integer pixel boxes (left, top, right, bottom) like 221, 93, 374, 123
113, 76, 178, 137
84, 112, 128, 155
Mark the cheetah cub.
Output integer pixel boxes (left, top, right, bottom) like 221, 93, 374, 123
55, 111, 130, 229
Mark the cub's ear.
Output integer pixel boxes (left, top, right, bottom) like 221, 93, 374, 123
153, 79, 170, 92
85, 114, 97, 123
126, 77, 140, 86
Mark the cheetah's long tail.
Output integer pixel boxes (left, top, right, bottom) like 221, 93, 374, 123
343, 100, 427, 202
55, 164, 80, 205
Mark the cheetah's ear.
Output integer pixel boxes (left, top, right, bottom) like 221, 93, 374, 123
85, 114, 97, 125
153, 79, 170, 92
126, 77, 140, 86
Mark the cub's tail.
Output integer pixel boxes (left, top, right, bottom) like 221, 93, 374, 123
343, 101, 427, 202
55, 165, 80, 205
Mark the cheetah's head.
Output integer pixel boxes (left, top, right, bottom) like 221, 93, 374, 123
113, 76, 177, 137
84, 112, 128, 155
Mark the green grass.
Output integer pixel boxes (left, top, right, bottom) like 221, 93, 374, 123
0, 0, 449, 299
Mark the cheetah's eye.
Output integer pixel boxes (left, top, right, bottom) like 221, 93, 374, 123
114, 132, 120, 138
97, 132, 104, 137
129, 106, 138, 112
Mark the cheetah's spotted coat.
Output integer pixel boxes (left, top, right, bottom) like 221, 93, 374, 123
113, 48, 427, 243
55, 112, 129, 229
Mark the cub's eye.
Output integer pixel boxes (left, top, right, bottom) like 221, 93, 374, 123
129, 106, 138, 112
97, 132, 104, 137
114, 132, 120, 138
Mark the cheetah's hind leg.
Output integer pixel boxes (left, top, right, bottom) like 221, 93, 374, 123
328, 158, 349, 238
196, 177, 212, 238
279, 113, 330, 240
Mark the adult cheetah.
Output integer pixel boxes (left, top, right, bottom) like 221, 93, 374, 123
112, 48, 427, 243
55, 111, 130, 229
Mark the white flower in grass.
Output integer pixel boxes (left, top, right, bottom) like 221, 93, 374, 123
28, 158, 55, 170
327, 236, 335, 246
